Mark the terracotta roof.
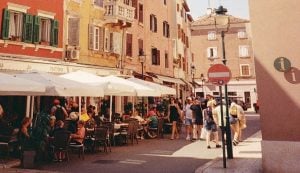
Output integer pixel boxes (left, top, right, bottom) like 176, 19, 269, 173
192, 14, 249, 26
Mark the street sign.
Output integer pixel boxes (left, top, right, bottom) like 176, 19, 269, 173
207, 64, 231, 86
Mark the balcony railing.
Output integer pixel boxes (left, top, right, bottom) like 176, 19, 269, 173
104, 0, 135, 25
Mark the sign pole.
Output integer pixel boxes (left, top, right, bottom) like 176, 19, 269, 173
219, 85, 227, 168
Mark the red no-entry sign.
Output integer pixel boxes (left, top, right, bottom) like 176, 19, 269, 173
207, 64, 231, 86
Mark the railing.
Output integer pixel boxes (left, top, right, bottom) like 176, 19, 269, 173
104, 0, 135, 24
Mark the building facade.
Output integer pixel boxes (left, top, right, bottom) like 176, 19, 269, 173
190, 10, 257, 111
249, 0, 300, 172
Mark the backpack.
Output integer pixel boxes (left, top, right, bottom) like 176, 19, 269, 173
55, 106, 65, 121
230, 106, 238, 116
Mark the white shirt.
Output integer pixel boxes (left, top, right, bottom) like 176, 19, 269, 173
184, 103, 193, 119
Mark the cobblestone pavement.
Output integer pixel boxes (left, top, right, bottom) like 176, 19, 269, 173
3, 113, 260, 173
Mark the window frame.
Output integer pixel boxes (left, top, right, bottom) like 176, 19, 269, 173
240, 64, 251, 77
239, 45, 250, 58
207, 31, 216, 40
238, 30, 247, 39
207, 47, 218, 58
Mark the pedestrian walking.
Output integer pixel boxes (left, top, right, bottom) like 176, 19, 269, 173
229, 102, 247, 145
183, 97, 193, 141
203, 100, 221, 149
51, 99, 68, 121
168, 97, 181, 140
191, 99, 203, 140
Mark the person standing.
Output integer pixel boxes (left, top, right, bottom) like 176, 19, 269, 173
168, 98, 180, 140
183, 97, 193, 141
229, 102, 247, 145
212, 99, 227, 148
203, 100, 221, 148
51, 99, 68, 122
191, 99, 203, 140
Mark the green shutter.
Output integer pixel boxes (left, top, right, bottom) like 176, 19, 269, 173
32, 16, 40, 43
22, 14, 33, 43
50, 19, 59, 47
2, 9, 10, 40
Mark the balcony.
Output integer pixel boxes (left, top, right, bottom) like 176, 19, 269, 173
104, 0, 135, 27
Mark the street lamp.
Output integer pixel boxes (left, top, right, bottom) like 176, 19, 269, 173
139, 49, 146, 117
200, 73, 205, 94
191, 64, 196, 98
214, 5, 233, 160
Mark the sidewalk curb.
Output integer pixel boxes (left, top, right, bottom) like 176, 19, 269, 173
195, 157, 222, 173
195, 131, 262, 173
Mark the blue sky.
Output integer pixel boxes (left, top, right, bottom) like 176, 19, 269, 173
187, 0, 249, 19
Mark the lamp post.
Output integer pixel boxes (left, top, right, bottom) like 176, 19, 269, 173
191, 65, 196, 98
139, 49, 146, 117
214, 5, 233, 159
200, 73, 205, 95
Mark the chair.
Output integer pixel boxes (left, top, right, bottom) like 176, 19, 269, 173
52, 130, 71, 161
148, 118, 164, 139
69, 128, 86, 160
92, 127, 109, 153
102, 122, 118, 147
120, 120, 138, 145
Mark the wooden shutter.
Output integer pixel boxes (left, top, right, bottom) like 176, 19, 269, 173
163, 22, 165, 36
138, 39, 143, 54
138, 4, 143, 23
2, 9, 10, 40
154, 16, 157, 32
99, 27, 105, 52
126, 33, 132, 57
132, 0, 138, 19
151, 48, 156, 65
104, 28, 110, 52
157, 49, 160, 65
32, 16, 40, 43
68, 18, 79, 46
207, 48, 211, 58
112, 32, 122, 54
88, 24, 94, 50
50, 19, 59, 47
150, 15, 153, 31
22, 14, 33, 43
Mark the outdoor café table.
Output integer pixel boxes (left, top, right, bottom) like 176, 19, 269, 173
114, 123, 129, 130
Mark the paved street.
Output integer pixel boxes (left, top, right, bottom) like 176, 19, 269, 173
25, 113, 260, 173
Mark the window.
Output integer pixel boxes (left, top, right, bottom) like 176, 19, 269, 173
94, 0, 103, 7
177, 24, 181, 39
69, 18, 80, 46
186, 36, 189, 48
123, 0, 131, 6
238, 30, 247, 39
138, 4, 143, 23
207, 47, 218, 58
163, 0, 167, 5
163, 21, 169, 38
151, 48, 160, 65
240, 64, 251, 76
88, 24, 104, 51
150, 14, 157, 32
138, 39, 143, 54
132, 0, 137, 19
165, 52, 169, 68
33, 16, 59, 47
177, 4, 179, 12
1, 10, 24, 41
239, 45, 249, 57
126, 33, 132, 56
208, 31, 216, 40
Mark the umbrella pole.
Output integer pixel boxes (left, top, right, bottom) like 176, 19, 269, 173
132, 96, 134, 113
109, 95, 112, 122
30, 96, 34, 119
26, 96, 30, 118
79, 96, 82, 120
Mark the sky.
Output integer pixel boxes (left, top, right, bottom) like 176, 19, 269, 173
187, 0, 250, 20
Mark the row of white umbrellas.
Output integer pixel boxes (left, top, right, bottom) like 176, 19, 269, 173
0, 71, 176, 121
0, 71, 176, 97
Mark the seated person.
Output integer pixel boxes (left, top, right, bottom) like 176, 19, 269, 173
130, 109, 146, 124
80, 107, 90, 122
52, 120, 70, 162
47, 116, 56, 137
18, 117, 36, 150
70, 120, 86, 145
122, 110, 132, 122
